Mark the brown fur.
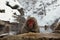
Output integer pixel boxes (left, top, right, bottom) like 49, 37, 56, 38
52, 22, 60, 33
54, 22, 60, 30
21, 17, 40, 34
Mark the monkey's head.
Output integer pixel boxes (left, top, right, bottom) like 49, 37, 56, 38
26, 17, 37, 29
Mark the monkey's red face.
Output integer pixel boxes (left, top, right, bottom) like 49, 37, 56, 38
27, 19, 35, 29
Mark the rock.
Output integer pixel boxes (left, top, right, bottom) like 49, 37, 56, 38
0, 33, 60, 40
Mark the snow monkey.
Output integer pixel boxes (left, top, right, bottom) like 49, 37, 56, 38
53, 22, 60, 33
21, 17, 40, 34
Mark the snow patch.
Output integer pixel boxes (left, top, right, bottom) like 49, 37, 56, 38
0, 0, 23, 23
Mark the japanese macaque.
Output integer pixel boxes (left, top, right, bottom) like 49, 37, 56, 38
52, 22, 60, 33
21, 17, 40, 34
54, 22, 60, 30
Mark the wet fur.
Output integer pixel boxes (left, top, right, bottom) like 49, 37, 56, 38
21, 17, 40, 34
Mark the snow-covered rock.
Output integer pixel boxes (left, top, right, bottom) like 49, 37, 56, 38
40, 6, 60, 26
0, 0, 23, 23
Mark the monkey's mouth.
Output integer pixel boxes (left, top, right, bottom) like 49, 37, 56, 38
27, 19, 35, 29
28, 24, 34, 29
